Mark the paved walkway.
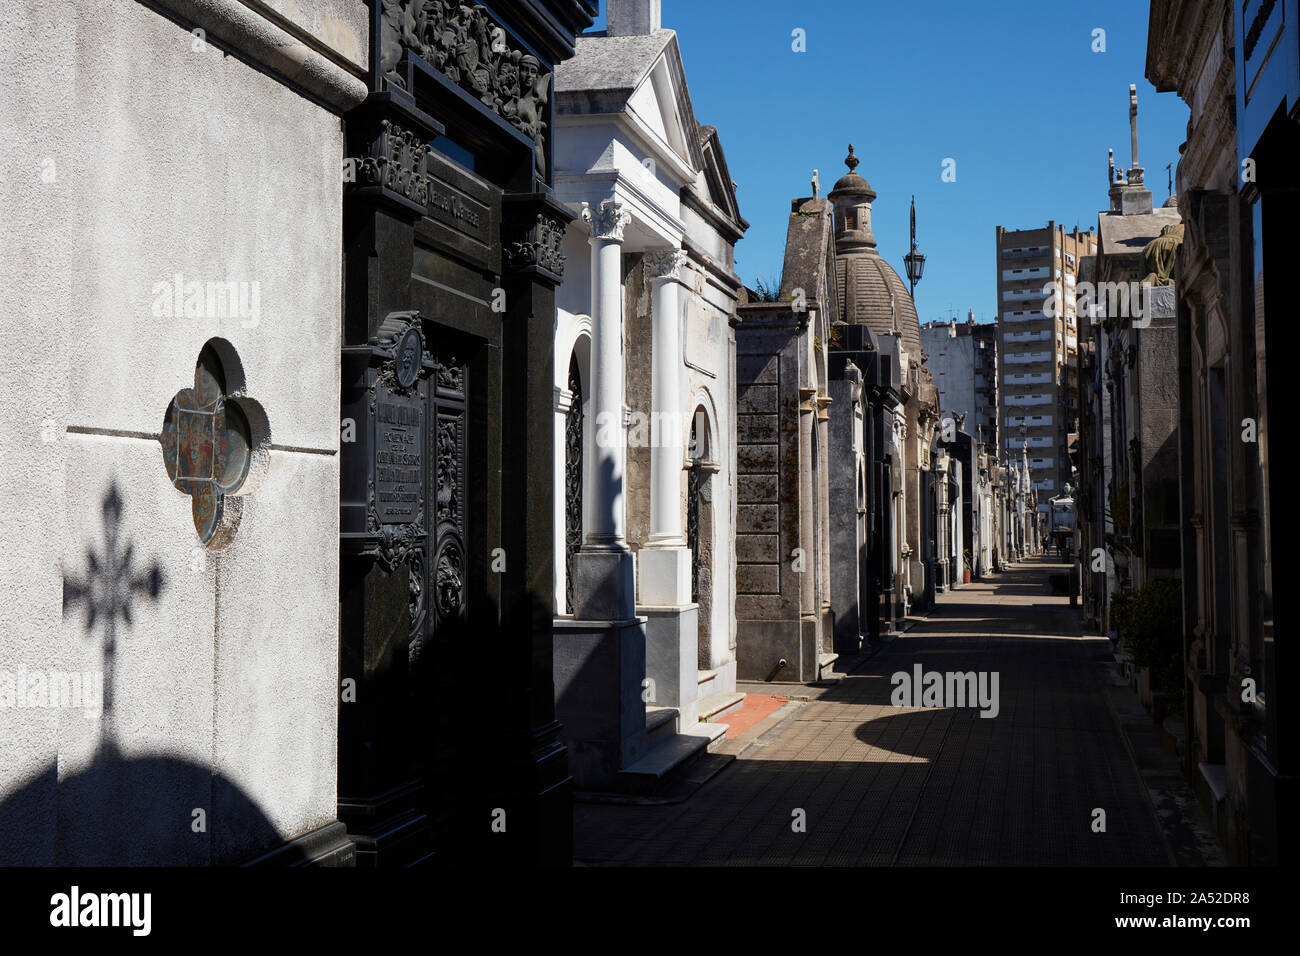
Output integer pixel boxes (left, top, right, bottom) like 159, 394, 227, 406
574, 557, 1172, 866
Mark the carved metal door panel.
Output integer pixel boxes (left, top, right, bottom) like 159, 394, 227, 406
564, 355, 583, 614
417, 345, 469, 842
429, 356, 468, 635
687, 465, 701, 604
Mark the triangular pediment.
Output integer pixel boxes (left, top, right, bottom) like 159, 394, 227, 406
555, 30, 703, 176
624, 36, 702, 173
697, 126, 743, 227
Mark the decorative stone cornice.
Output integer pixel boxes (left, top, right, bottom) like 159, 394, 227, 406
152, 0, 368, 113
582, 199, 631, 243
504, 211, 567, 276
346, 119, 432, 206
646, 249, 689, 282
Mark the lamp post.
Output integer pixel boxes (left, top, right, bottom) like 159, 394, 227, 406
1020, 422, 1029, 555
903, 195, 925, 302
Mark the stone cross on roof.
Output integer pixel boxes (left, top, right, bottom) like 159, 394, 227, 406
1127, 83, 1143, 184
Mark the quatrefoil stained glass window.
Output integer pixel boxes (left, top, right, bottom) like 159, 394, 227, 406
161, 345, 252, 544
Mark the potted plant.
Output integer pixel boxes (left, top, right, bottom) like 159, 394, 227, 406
962, 550, 973, 583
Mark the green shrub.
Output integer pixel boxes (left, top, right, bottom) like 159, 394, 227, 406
1112, 579, 1183, 706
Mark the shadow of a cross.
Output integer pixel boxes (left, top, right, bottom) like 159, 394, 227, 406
62, 482, 165, 742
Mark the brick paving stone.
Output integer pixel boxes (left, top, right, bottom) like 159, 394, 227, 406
572, 558, 1171, 866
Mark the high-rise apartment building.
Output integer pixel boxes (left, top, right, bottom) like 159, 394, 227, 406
994, 222, 1097, 499
920, 312, 998, 454
971, 320, 998, 455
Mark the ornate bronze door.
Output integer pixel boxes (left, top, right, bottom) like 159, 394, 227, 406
687, 419, 701, 604
564, 355, 583, 614
428, 357, 469, 639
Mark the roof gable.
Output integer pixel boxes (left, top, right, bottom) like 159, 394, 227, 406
555, 29, 703, 174
696, 126, 743, 228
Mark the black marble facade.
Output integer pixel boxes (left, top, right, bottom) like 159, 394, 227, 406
338, 0, 596, 867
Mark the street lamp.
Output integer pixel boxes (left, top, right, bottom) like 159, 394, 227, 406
903, 195, 925, 301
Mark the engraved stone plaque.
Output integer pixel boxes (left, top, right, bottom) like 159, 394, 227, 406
374, 388, 424, 525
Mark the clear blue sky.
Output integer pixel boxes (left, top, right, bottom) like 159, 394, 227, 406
589, 0, 1190, 325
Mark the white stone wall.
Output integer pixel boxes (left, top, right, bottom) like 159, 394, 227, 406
1, 1, 348, 863
679, 255, 738, 673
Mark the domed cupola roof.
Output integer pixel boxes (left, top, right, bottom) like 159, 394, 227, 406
829, 144, 876, 201
828, 144, 922, 357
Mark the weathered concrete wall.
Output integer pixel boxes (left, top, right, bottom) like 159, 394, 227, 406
921, 326, 976, 424
734, 317, 818, 680
1137, 320, 1182, 574
625, 254, 653, 548
251, 0, 369, 72
828, 375, 861, 653
1, 0, 348, 863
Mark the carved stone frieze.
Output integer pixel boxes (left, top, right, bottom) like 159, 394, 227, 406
504, 212, 567, 275
359, 120, 430, 201
379, 0, 552, 174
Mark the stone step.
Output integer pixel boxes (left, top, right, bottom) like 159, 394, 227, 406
697, 690, 745, 723
696, 668, 718, 696
816, 652, 840, 682
617, 723, 728, 795
644, 705, 679, 748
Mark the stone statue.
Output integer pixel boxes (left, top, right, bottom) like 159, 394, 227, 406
516, 53, 551, 174
496, 50, 522, 118
379, 0, 407, 82
1141, 223, 1185, 286
379, 1, 554, 176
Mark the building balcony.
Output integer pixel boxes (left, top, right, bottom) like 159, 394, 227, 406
1004, 351, 1051, 365
1002, 288, 1045, 303
1000, 245, 1050, 260
1005, 372, 1052, 385
1005, 329, 1051, 342
1006, 435, 1052, 448
1002, 266, 1051, 281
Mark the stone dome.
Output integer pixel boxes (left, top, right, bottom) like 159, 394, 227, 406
835, 250, 922, 357
826, 144, 922, 356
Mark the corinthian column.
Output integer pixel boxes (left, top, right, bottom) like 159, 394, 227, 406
639, 248, 693, 607
571, 197, 636, 622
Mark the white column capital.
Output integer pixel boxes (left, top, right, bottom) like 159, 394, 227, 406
646, 248, 689, 283
582, 198, 632, 244
553, 385, 575, 414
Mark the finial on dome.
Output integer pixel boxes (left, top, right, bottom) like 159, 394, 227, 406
845, 145, 859, 173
